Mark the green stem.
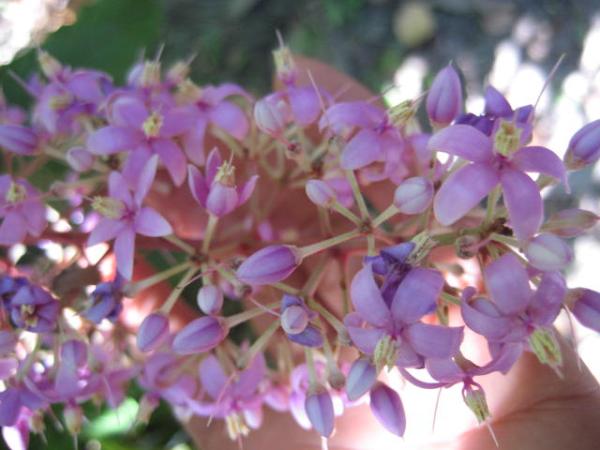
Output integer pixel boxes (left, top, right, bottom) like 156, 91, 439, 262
127, 261, 192, 295
490, 233, 520, 248
226, 302, 280, 328
308, 298, 345, 334
237, 320, 279, 369
440, 291, 461, 306
372, 205, 399, 227
164, 234, 195, 255
331, 201, 361, 225
484, 186, 501, 226
160, 266, 198, 313
271, 282, 300, 295
202, 215, 219, 254
300, 229, 361, 258
345, 170, 370, 219
305, 348, 319, 388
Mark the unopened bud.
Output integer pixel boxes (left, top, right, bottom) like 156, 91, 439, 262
236, 245, 302, 286
393, 176, 433, 214
369, 382, 406, 437
0, 125, 37, 155
525, 233, 573, 272
569, 288, 600, 332
346, 358, 376, 401
254, 96, 289, 137
138, 312, 170, 352
305, 386, 335, 437
565, 119, 600, 170
305, 180, 337, 207
172, 316, 228, 354
426, 64, 462, 127
196, 285, 224, 316
281, 305, 309, 335
543, 208, 599, 237
37, 49, 62, 78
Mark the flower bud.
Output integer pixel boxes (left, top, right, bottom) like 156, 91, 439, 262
543, 208, 599, 238
63, 404, 83, 436
172, 316, 227, 354
305, 180, 337, 207
569, 288, 600, 332
136, 393, 160, 425
305, 386, 335, 437
254, 96, 289, 137
525, 233, 573, 272
196, 285, 224, 315
462, 383, 490, 424
426, 64, 462, 127
393, 176, 433, 214
236, 245, 302, 286
346, 358, 377, 401
138, 312, 170, 352
281, 305, 309, 335
37, 49, 62, 78
0, 125, 37, 155
66, 146, 94, 172
369, 382, 406, 437
565, 119, 600, 170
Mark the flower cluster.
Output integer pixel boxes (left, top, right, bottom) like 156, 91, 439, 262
0, 44, 599, 449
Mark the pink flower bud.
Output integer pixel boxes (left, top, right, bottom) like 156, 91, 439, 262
236, 245, 302, 286
66, 146, 94, 172
172, 316, 227, 354
305, 180, 337, 207
570, 288, 600, 332
305, 386, 335, 437
196, 285, 224, 315
346, 358, 376, 401
525, 233, 573, 272
543, 208, 599, 238
426, 65, 462, 127
281, 305, 309, 335
393, 176, 434, 214
0, 125, 37, 155
369, 382, 406, 437
565, 119, 600, 170
254, 96, 289, 137
138, 312, 170, 352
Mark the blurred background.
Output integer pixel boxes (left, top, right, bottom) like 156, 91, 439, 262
1, 0, 599, 449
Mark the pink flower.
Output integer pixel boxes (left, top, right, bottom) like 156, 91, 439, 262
187, 148, 258, 217
0, 176, 46, 245
87, 155, 172, 279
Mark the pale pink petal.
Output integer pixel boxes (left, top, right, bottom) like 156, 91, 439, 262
152, 139, 187, 186
511, 146, 568, 189
87, 218, 125, 246
350, 264, 392, 328
187, 165, 208, 207
134, 154, 159, 204
433, 162, 499, 225
205, 148, 222, 184
209, 101, 249, 140
484, 253, 532, 315
500, 168, 543, 242
198, 354, 229, 400
122, 146, 151, 189
114, 228, 135, 279
108, 171, 134, 207
428, 124, 493, 162
237, 175, 259, 205
86, 126, 142, 154
181, 118, 207, 165
135, 207, 172, 237
161, 106, 196, 137
288, 87, 321, 126
344, 313, 386, 355
391, 268, 443, 325
206, 184, 238, 217
405, 323, 463, 359
110, 95, 148, 128
0, 213, 26, 245
341, 129, 382, 169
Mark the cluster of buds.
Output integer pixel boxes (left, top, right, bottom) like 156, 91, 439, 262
0, 43, 599, 450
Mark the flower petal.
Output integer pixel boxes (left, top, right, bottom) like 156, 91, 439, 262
205, 148, 222, 185
134, 154, 159, 204
391, 268, 443, 324
434, 162, 499, 225
198, 354, 229, 400
0, 213, 26, 245
209, 101, 249, 140
152, 139, 187, 186
484, 253, 532, 315
461, 298, 514, 340
344, 313, 386, 355
528, 272, 566, 326
187, 165, 208, 207
350, 264, 392, 328
428, 124, 493, 162
237, 175, 259, 206
87, 218, 125, 246
511, 146, 568, 189
86, 126, 141, 154
181, 118, 207, 165
135, 207, 172, 237
114, 228, 135, 279
500, 168, 543, 241
288, 86, 321, 126
341, 129, 382, 169
405, 323, 463, 359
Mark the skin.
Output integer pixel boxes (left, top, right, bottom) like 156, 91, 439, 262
130, 56, 600, 449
